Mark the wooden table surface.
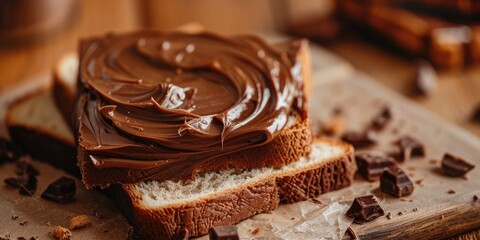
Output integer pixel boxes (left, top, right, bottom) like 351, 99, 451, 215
1, 1, 478, 239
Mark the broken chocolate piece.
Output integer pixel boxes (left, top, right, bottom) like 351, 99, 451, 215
4, 174, 37, 196
19, 175, 37, 196
392, 136, 425, 161
380, 166, 414, 197
15, 157, 39, 176
41, 177, 76, 204
174, 228, 189, 240
441, 153, 475, 177
209, 225, 239, 240
346, 195, 384, 224
370, 106, 392, 131
413, 60, 437, 96
355, 152, 396, 181
341, 130, 378, 149
4, 177, 23, 188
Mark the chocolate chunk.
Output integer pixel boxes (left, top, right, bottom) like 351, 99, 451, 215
41, 177, 76, 204
0, 137, 24, 163
380, 166, 414, 197
355, 152, 396, 181
412, 60, 437, 96
4, 177, 23, 188
341, 130, 378, 149
474, 195, 478, 202
447, 189, 456, 194
19, 175, 37, 196
209, 225, 239, 240
392, 136, 425, 161
15, 157, 39, 176
174, 228, 189, 240
472, 105, 480, 122
346, 195, 384, 224
370, 106, 392, 131
441, 153, 475, 177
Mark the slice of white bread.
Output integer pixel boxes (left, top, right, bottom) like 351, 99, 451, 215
5, 89, 78, 174
114, 138, 354, 239
5, 87, 355, 239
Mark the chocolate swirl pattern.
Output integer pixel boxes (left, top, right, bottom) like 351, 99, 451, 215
77, 31, 306, 181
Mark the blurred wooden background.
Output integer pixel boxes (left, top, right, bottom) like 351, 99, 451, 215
0, 0, 478, 138
0, 1, 478, 239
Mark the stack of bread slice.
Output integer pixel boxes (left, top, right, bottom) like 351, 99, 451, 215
5, 29, 356, 239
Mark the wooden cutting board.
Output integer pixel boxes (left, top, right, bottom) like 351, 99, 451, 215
0, 42, 478, 239
310, 71, 480, 239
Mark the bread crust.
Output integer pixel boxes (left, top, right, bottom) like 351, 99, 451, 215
112, 138, 355, 239
79, 115, 312, 188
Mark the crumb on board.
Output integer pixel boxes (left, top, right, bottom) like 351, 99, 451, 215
52, 226, 72, 240
68, 215, 91, 230
415, 179, 424, 185
447, 189, 456, 194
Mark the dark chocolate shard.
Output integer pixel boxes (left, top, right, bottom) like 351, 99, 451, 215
41, 177, 76, 204
341, 130, 378, 149
370, 106, 392, 131
346, 195, 384, 224
173, 228, 189, 240
413, 60, 437, 96
209, 225, 239, 240
441, 153, 475, 177
15, 157, 39, 176
19, 175, 37, 196
4, 177, 23, 188
392, 136, 425, 161
355, 152, 396, 182
380, 166, 414, 197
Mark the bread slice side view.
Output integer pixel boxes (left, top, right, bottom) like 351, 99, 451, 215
53, 52, 78, 129
5, 90, 78, 174
112, 138, 355, 239
73, 35, 314, 188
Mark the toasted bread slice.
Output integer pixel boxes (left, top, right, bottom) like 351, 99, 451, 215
5, 90, 78, 174
112, 138, 354, 239
5, 89, 355, 239
67, 34, 314, 188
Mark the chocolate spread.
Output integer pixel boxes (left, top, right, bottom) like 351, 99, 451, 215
77, 31, 306, 181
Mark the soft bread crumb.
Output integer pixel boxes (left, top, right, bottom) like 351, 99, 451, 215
69, 215, 91, 230
52, 226, 72, 240
134, 141, 342, 207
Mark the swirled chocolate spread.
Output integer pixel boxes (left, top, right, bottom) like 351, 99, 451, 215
77, 31, 307, 181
